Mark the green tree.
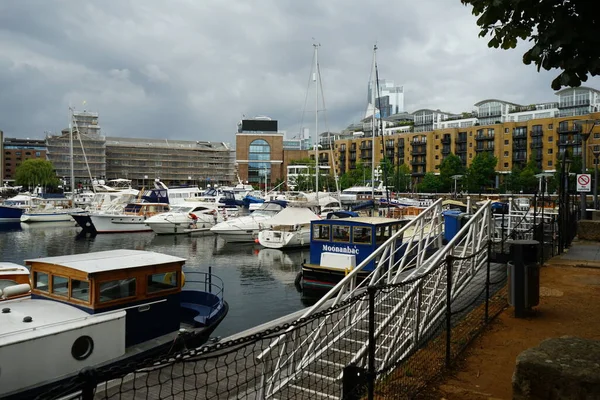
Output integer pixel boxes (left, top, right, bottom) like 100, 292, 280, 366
393, 163, 411, 193
519, 159, 541, 193
439, 153, 465, 192
466, 152, 498, 193
461, 0, 600, 89
418, 172, 443, 193
15, 159, 59, 190
379, 158, 394, 188
505, 164, 522, 193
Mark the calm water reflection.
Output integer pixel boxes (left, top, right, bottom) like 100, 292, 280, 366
0, 222, 311, 338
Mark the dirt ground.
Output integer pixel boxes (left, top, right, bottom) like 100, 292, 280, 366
421, 262, 600, 400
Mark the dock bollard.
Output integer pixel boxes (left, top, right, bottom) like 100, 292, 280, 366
507, 240, 540, 318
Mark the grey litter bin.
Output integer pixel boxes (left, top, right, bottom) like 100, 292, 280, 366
507, 240, 540, 311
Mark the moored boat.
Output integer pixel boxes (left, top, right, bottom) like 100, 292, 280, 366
0, 249, 228, 399
145, 203, 222, 235
257, 207, 320, 249
300, 217, 408, 292
0, 263, 30, 301
210, 200, 287, 243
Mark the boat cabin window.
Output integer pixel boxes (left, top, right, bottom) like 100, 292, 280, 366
313, 224, 330, 241
71, 279, 90, 302
34, 271, 49, 292
353, 227, 372, 244
147, 272, 178, 294
99, 278, 137, 303
332, 225, 350, 243
375, 226, 392, 245
52, 275, 69, 297
0, 279, 18, 291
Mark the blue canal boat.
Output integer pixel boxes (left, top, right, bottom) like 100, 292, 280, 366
300, 217, 408, 291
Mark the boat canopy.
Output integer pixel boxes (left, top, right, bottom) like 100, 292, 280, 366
261, 207, 320, 228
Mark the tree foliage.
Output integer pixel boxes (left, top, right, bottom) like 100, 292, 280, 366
465, 152, 497, 193
461, 0, 600, 89
15, 159, 60, 189
418, 172, 443, 193
439, 153, 466, 192
393, 163, 411, 193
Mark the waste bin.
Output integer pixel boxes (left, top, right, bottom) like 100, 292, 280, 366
507, 240, 540, 310
442, 210, 462, 242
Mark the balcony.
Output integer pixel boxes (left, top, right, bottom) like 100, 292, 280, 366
530, 142, 543, 149
385, 142, 395, 149
559, 99, 591, 109
441, 136, 451, 145
411, 148, 426, 156
360, 142, 372, 150
476, 145, 495, 152
513, 130, 527, 139
455, 136, 467, 144
442, 146, 451, 155
411, 159, 426, 166
475, 133, 495, 141
513, 153, 527, 162
557, 123, 583, 134
530, 129, 544, 137
558, 138, 583, 146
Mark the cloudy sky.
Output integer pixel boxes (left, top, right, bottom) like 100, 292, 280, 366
1, 1, 599, 145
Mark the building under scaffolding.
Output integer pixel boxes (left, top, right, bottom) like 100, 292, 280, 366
45, 111, 106, 187
105, 137, 235, 187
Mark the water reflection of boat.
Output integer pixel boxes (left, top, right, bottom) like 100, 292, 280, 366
256, 248, 303, 286
0, 222, 22, 233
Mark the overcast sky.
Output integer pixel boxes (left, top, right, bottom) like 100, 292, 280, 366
1, 1, 599, 145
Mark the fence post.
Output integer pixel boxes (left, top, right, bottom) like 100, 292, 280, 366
445, 255, 453, 368
485, 239, 491, 324
367, 285, 376, 400
79, 367, 97, 400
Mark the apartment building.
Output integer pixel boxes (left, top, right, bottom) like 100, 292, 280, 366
332, 87, 600, 183
2, 137, 47, 183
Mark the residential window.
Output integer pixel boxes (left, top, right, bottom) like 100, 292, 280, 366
595, 133, 600, 139
469, 153, 473, 158
99, 278, 137, 303
504, 151, 509, 157
35, 151, 41, 157
504, 140, 509, 145
435, 155, 439, 160
548, 136, 554, 142
548, 161, 553, 167
435, 135, 439, 139
548, 149, 553, 154
435, 145, 439, 150
505, 128, 509, 133
548, 124, 553, 130
147, 272, 178, 293
504, 162, 509, 168
469, 143, 472, 147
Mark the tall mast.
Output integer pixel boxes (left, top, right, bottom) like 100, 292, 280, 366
313, 42, 320, 202
69, 107, 75, 203
371, 44, 378, 201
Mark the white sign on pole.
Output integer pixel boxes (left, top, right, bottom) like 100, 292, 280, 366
576, 174, 592, 192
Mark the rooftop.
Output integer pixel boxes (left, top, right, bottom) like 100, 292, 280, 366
24, 249, 186, 274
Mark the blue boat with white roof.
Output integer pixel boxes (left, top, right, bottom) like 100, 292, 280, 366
0, 249, 228, 399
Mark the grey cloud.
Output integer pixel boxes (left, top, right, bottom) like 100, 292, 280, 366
1, 0, 599, 143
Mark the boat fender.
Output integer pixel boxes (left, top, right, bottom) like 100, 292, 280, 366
163, 272, 185, 287
1, 283, 30, 299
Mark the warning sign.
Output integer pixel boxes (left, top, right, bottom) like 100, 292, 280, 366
577, 174, 591, 192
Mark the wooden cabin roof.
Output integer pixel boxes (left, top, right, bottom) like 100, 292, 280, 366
0, 263, 29, 276
24, 250, 185, 274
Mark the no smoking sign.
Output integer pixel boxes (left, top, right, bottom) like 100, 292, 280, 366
577, 174, 591, 192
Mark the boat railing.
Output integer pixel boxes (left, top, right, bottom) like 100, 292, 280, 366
182, 269, 225, 317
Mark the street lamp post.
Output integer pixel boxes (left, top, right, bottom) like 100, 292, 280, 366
451, 174, 463, 198
576, 119, 599, 218
592, 146, 600, 210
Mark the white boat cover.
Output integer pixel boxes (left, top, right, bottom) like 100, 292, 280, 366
261, 207, 320, 228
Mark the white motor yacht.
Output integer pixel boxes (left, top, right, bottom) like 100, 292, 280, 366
210, 201, 287, 243
257, 207, 320, 249
145, 203, 222, 235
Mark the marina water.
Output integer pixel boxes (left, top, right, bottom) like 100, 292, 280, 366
0, 221, 310, 338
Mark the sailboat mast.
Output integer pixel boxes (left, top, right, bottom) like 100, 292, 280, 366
313, 42, 320, 202
371, 44, 378, 201
69, 107, 75, 203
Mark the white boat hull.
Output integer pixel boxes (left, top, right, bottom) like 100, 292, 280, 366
90, 214, 153, 233
20, 211, 84, 223
211, 229, 258, 243
258, 229, 311, 249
